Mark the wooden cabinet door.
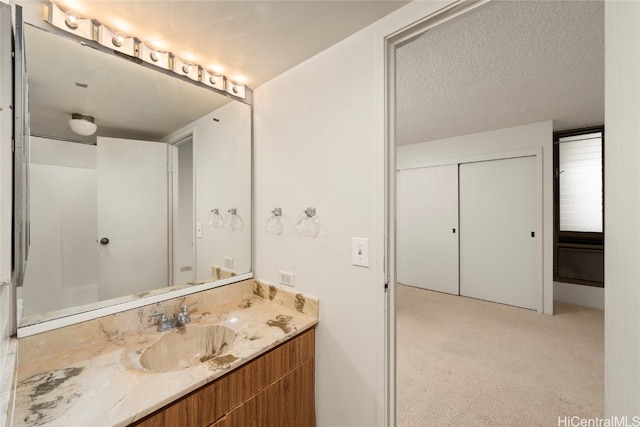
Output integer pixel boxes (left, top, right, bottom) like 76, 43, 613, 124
132, 328, 316, 427
210, 359, 315, 427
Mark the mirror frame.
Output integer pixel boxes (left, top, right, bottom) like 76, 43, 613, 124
16, 6, 254, 337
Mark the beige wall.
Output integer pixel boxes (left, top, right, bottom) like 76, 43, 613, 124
253, 1, 455, 424
604, 0, 640, 418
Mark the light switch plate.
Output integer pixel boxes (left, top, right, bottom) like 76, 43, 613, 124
196, 222, 202, 238
352, 237, 369, 267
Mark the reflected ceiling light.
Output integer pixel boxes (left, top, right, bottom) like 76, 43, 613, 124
69, 113, 97, 136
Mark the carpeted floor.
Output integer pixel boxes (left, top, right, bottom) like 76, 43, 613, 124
396, 284, 604, 427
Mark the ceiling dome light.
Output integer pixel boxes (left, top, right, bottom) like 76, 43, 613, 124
69, 113, 97, 136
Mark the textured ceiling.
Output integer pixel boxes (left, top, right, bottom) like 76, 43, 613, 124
395, 0, 604, 146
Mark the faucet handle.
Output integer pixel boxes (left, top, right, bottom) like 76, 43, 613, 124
149, 312, 168, 322
176, 301, 197, 326
149, 312, 172, 331
181, 301, 198, 312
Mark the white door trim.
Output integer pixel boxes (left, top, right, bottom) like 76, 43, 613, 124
381, 1, 493, 425
396, 147, 542, 171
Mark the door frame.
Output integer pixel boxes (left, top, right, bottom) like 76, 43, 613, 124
382, 1, 506, 424
169, 133, 197, 286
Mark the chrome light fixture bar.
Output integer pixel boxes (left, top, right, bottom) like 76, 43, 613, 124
172, 56, 200, 82
44, 2, 93, 40
96, 25, 136, 57
138, 42, 170, 69
202, 69, 226, 91
43, 1, 247, 99
226, 81, 246, 98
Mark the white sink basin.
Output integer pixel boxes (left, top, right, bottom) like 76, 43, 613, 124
140, 325, 237, 372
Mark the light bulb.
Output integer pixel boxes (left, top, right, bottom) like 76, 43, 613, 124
64, 12, 79, 30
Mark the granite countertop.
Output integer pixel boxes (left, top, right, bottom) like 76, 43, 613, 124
14, 280, 318, 427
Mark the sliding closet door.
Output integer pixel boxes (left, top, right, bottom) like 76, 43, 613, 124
397, 165, 459, 295
459, 156, 537, 309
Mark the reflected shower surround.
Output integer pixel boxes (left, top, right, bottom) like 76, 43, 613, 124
44, 1, 246, 98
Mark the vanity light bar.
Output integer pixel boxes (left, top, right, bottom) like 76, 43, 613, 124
202, 69, 226, 91
43, 1, 246, 99
44, 2, 93, 40
96, 25, 136, 57
172, 56, 200, 82
138, 42, 171, 69
226, 81, 246, 98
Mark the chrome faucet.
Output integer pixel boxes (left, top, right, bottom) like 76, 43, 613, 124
149, 302, 198, 332
176, 302, 197, 326
149, 312, 174, 332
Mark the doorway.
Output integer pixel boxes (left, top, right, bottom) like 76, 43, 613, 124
386, 0, 605, 424
172, 136, 196, 285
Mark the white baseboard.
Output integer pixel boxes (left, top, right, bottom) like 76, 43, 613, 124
553, 281, 604, 310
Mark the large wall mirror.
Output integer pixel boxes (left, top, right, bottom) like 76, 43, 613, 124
17, 19, 252, 335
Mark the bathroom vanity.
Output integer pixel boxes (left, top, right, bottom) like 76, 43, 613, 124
14, 280, 318, 426
132, 328, 315, 426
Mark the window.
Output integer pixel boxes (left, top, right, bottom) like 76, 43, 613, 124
554, 126, 604, 287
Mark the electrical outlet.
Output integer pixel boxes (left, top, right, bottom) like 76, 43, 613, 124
180, 266, 193, 272
224, 257, 234, 269
279, 271, 295, 287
